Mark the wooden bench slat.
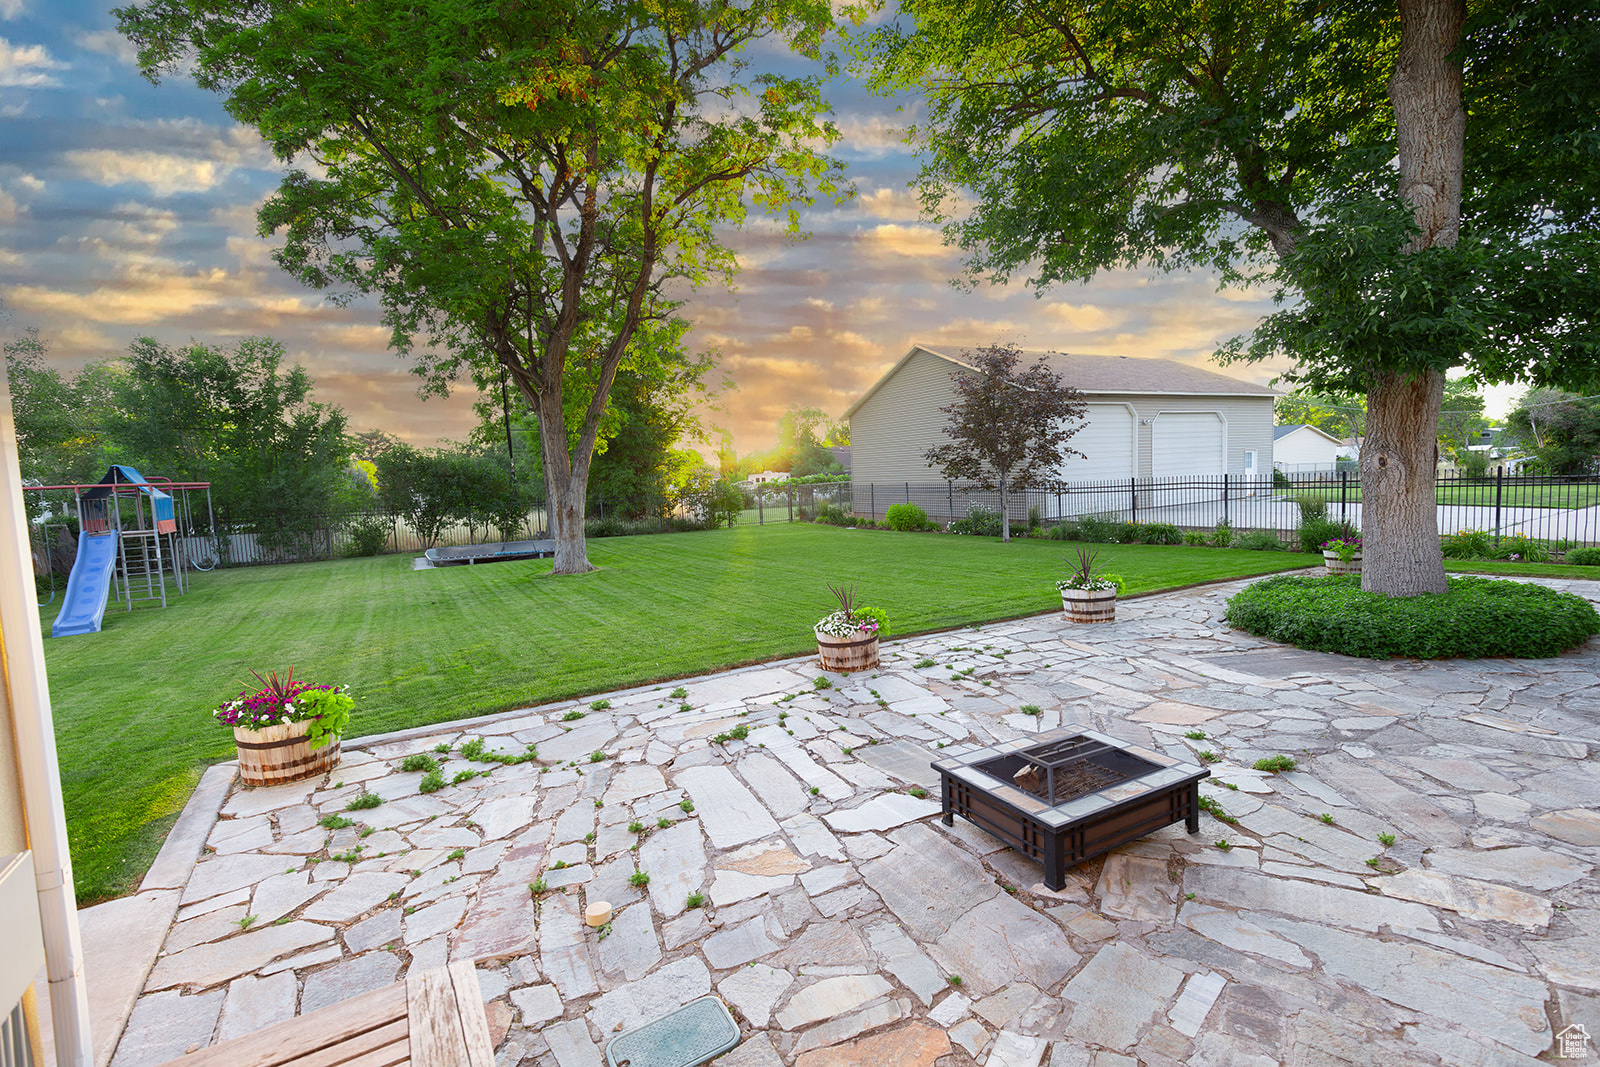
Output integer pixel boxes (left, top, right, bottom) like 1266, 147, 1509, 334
446, 959, 495, 1067
280, 1018, 409, 1067
163, 984, 408, 1067
318, 1030, 409, 1067
404, 967, 459, 1067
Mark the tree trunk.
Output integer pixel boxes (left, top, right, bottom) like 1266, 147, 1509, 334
536, 387, 596, 575
1360, 369, 1447, 596
998, 478, 1010, 542
1359, 0, 1464, 597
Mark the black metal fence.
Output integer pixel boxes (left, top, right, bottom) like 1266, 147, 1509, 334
735, 471, 1600, 546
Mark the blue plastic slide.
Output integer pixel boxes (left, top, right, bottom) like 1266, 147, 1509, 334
51, 531, 118, 637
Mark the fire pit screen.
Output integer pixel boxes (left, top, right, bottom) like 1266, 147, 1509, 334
933, 727, 1208, 890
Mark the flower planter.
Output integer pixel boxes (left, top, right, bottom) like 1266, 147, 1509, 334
234, 720, 340, 786
1061, 587, 1117, 623
1323, 550, 1363, 575
815, 629, 880, 672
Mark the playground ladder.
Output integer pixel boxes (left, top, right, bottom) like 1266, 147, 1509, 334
116, 529, 168, 610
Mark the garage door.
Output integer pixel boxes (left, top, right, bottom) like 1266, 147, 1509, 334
1047, 405, 1134, 518
1061, 404, 1135, 483
1153, 412, 1225, 476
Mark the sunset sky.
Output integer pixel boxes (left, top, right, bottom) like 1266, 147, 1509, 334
4, 2, 1510, 460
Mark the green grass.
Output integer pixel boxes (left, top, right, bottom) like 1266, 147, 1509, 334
42, 523, 1310, 902
1289, 482, 1600, 509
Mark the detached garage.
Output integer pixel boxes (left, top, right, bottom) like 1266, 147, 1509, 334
845, 344, 1276, 520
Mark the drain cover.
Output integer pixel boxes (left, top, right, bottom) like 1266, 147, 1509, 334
604, 996, 740, 1067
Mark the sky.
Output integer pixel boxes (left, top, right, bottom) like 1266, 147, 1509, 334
0, 2, 1513, 460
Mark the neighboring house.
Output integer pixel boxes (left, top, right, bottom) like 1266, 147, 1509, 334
745, 471, 789, 486
826, 445, 851, 473
1438, 428, 1523, 475
845, 344, 1277, 518
1272, 424, 1355, 472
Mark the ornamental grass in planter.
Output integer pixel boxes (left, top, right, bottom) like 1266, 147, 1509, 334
215, 668, 353, 785
814, 582, 891, 672
1056, 548, 1124, 623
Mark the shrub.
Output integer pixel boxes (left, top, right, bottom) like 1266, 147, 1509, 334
815, 502, 851, 526
1044, 521, 1081, 541
1442, 528, 1493, 559
1183, 530, 1208, 545
948, 505, 1003, 537
1493, 534, 1550, 563
1209, 520, 1233, 548
1563, 546, 1600, 566
1273, 469, 1293, 490
1139, 522, 1183, 545
1234, 529, 1285, 551
885, 503, 932, 531
1075, 513, 1122, 543
1223, 574, 1600, 659
586, 516, 627, 538
345, 515, 390, 557
1298, 517, 1357, 555
1114, 520, 1140, 543
1293, 495, 1328, 523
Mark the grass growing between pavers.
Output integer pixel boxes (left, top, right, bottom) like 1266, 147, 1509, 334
43, 523, 1313, 903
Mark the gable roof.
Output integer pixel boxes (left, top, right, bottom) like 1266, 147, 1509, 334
1273, 423, 1344, 445
845, 343, 1277, 420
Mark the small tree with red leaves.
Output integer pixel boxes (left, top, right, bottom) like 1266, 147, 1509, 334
924, 344, 1088, 542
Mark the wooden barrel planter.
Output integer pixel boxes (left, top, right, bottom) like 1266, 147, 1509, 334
1323, 551, 1362, 575
234, 721, 340, 786
1061, 588, 1117, 624
816, 629, 880, 672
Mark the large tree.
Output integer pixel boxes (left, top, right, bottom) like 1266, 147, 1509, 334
119, 0, 844, 574
923, 344, 1087, 543
861, 0, 1600, 595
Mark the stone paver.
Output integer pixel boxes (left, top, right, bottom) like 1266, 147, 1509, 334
99, 576, 1600, 1067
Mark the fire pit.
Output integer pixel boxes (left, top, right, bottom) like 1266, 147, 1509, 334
933, 728, 1209, 890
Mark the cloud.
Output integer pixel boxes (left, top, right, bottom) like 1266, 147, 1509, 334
861, 223, 954, 260
72, 29, 139, 67
0, 0, 24, 18
0, 37, 65, 88
65, 149, 231, 196
856, 186, 922, 221
1042, 302, 1120, 331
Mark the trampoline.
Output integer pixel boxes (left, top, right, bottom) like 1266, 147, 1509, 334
423, 539, 556, 566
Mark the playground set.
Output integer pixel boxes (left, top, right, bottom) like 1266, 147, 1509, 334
26, 466, 215, 638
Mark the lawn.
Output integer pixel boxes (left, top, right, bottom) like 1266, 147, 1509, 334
43, 523, 1315, 902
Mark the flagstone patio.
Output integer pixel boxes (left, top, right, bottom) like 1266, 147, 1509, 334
83, 575, 1600, 1066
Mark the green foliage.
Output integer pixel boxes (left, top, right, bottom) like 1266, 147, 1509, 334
1441, 528, 1494, 559
885, 503, 934, 531
375, 444, 529, 548
814, 502, 852, 526
399, 753, 439, 774
344, 514, 390, 557
1183, 531, 1208, 546
1234, 530, 1285, 551
1293, 496, 1328, 524
1493, 534, 1550, 563
947, 505, 1002, 537
1252, 755, 1297, 774
318, 814, 353, 830
1562, 546, 1600, 566
418, 770, 446, 794
1298, 517, 1358, 555
628, 871, 650, 888
1074, 513, 1123, 544
853, 606, 891, 637
1272, 470, 1293, 490
685, 891, 706, 909
1137, 523, 1182, 546
1209, 521, 1233, 548
344, 791, 382, 811
119, 0, 846, 574
1275, 390, 1367, 441
1224, 574, 1600, 659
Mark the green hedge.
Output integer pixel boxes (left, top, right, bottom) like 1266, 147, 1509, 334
1224, 574, 1600, 659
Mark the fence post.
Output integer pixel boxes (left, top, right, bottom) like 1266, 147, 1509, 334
1493, 467, 1504, 546
1340, 470, 1348, 525
758, 492, 764, 525
869, 484, 874, 522
1222, 473, 1230, 526
1130, 478, 1138, 524
787, 490, 794, 523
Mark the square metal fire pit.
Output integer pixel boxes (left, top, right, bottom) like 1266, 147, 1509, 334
933, 728, 1209, 890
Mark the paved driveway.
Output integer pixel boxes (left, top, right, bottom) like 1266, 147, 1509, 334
83, 576, 1600, 1066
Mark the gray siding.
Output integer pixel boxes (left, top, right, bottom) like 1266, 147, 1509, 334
850, 355, 1275, 484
